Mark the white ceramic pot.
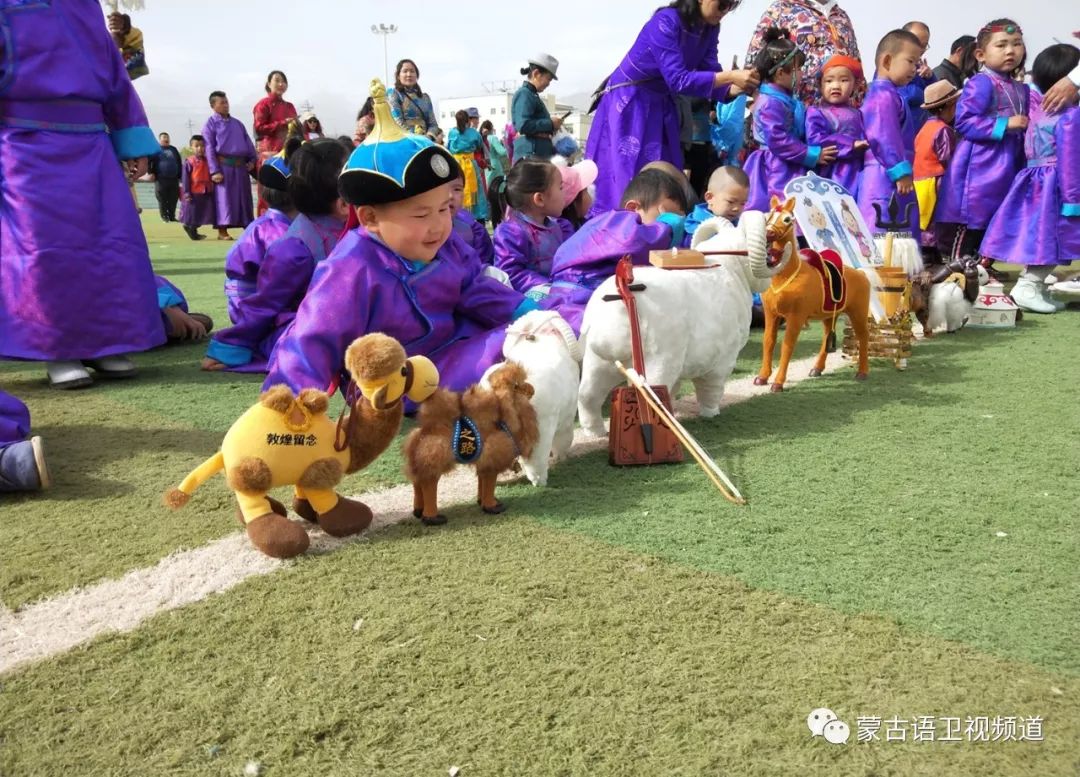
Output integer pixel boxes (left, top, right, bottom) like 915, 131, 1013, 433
968, 281, 1018, 328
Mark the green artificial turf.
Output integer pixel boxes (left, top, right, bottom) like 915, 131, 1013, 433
1, 520, 1078, 776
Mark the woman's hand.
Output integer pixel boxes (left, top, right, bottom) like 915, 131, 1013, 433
718, 69, 760, 94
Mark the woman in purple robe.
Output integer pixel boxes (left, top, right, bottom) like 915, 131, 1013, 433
0, 1, 166, 389
585, 0, 759, 215
935, 20, 1029, 262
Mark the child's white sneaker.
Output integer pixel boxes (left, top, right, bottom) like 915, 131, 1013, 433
1051, 276, 1080, 295
1010, 278, 1056, 314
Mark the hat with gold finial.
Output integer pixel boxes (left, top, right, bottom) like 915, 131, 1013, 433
339, 79, 460, 206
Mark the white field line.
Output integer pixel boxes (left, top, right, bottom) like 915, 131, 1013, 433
0, 351, 850, 675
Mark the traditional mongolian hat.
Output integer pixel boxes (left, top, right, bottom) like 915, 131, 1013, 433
339, 79, 460, 206
258, 153, 291, 191
921, 81, 961, 110
820, 53, 864, 82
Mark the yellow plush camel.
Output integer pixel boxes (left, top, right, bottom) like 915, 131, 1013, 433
165, 334, 439, 558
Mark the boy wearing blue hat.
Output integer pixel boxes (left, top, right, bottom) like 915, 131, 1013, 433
263, 81, 538, 396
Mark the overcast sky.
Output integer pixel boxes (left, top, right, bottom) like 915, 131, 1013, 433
124, 1, 1073, 141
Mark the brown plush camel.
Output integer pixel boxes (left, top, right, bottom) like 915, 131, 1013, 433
164, 334, 439, 558
755, 196, 871, 392
403, 361, 539, 526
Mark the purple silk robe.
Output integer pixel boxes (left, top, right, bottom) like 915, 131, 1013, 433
744, 85, 821, 212
543, 211, 673, 333
585, 8, 731, 214
452, 209, 494, 264
210, 214, 343, 372
0, 0, 165, 361
0, 390, 30, 447
856, 79, 920, 237
263, 230, 526, 395
223, 209, 293, 323
202, 112, 257, 228
493, 211, 575, 293
179, 156, 216, 227
806, 104, 866, 197
937, 69, 1029, 230
982, 96, 1080, 265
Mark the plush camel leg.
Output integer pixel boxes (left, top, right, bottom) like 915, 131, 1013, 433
479, 472, 505, 514
810, 319, 834, 377
771, 316, 804, 391
416, 478, 447, 526
849, 313, 871, 380
412, 482, 424, 518
755, 307, 778, 386
291, 485, 317, 523
305, 487, 373, 538
236, 491, 309, 559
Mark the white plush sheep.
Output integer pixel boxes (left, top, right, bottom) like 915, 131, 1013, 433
576, 211, 774, 437
482, 310, 581, 487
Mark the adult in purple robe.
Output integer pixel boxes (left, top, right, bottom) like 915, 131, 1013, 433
744, 85, 822, 212
493, 211, 575, 294
202, 108, 257, 230
0, 1, 165, 364
982, 94, 1080, 265
856, 78, 920, 238
263, 230, 528, 395
936, 69, 1029, 234
223, 209, 294, 323
207, 214, 342, 373
452, 209, 495, 264
542, 211, 674, 334
585, 3, 755, 214
806, 104, 866, 196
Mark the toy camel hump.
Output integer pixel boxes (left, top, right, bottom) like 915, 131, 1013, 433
754, 196, 871, 392
164, 334, 439, 559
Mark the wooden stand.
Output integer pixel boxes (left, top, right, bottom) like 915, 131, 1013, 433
843, 309, 913, 370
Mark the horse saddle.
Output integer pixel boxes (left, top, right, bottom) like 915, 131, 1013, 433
802, 248, 847, 313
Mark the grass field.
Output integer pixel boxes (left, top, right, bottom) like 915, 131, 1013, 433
1, 213, 1078, 775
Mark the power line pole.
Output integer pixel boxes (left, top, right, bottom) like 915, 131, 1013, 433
369, 23, 398, 85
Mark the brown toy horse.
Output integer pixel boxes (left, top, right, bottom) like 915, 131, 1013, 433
754, 196, 871, 392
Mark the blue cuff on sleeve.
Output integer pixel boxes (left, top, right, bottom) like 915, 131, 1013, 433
991, 116, 1008, 142
156, 285, 185, 310
206, 339, 253, 367
886, 160, 913, 182
512, 297, 541, 321
803, 144, 822, 168
1062, 203, 1080, 217
111, 126, 162, 160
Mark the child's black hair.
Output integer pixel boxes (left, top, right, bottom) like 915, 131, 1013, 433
289, 138, 349, 215
976, 18, 1022, 50
875, 29, 922, 68
1032, 43, 1080, 95
560, 191, 588, 231
208, 90, 227, 105
661, 0, 741, 27
189, 134, 205, 145
496, 158, 559, 213
619, 168, 690, 213
754, 27, 804, 82
336, 135, 355, 147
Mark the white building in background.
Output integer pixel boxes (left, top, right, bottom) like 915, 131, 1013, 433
436, 93, 591, 154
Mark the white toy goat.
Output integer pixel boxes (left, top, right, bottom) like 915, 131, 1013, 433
482, 310, 581, 486
576, 210, 776, 437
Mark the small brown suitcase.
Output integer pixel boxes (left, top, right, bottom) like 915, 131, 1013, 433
606, 257, 684, 467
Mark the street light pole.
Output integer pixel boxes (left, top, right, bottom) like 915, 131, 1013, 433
369, 23, 398, 85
